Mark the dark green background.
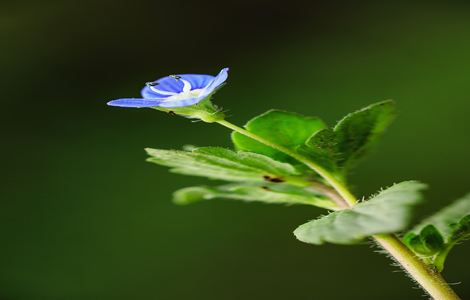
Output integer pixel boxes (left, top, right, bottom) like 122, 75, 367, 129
1, 1, 469, 299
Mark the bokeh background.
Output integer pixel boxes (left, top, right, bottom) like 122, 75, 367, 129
1, 1, 469, 299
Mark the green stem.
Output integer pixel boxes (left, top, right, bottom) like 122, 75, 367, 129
216, 119, 461, 300
433, 242, 455, 272
374, 234, 461, 300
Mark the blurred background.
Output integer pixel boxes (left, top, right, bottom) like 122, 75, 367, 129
1, 0, 469, 299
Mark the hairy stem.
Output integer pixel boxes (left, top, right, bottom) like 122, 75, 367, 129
216, 119, 461, 300
310, 182, 349, 209
374, 234, 461, 300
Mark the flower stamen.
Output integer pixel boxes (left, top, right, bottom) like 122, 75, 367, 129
181, 79, 192, 93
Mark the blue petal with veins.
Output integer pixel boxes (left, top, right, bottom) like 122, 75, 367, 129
107, 68, 229, 108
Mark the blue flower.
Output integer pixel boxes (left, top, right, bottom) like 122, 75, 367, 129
107, 68, 229, 108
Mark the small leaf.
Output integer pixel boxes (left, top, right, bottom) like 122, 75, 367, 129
300, 101, 395, 176
146, 147, 303, 183
333, 100, 395, 170
409, 193, 470, 240
302, 128, 339, 173
404, 193, 470, 271
306, 128, 337, 154
294, 181, 426, 245
232, 110, 326, 162
173, 187, 210, 205
173, 183, 337, 209
402, 225, 444, 255
451, 215, 470, 242
415, 225, 445, 253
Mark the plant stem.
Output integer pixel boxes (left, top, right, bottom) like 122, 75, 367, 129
309, 182, 350, 209
216, 119, 461, 300
373, 234, 460, 300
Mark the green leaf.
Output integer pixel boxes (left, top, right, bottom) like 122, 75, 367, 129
402, 225, 444, 256
173, 187, 210, 205
173, 183, 337, 209
333, 100, 396, 170
301, 128, 339, 173
300, 100, 396, 176
146, 147, 303, 184
294, 181, 426, 245
451, 215, 470, 242
409, 193, 470, 240
232, 110, 326, 162
231, 103, 394, 177
403, 193, 470, 271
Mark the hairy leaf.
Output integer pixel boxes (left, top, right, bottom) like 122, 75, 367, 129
403, 193, 470, 271
333, 100, 395, 170
294, 181, 426, 245
302, 128, 339, 173
146, 147, 302, 183
173, 183, 337, 209
403, 225, 444, 256
409, 193, 470, 239
232, 110, 326, 162
304, 100, 396, 175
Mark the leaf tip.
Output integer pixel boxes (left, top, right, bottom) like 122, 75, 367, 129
172, 187, 208, 205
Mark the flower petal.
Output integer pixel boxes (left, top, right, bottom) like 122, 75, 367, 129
179, 74, 214, 89
112, 68, 230, 109
141, 86, 173, 99
199, 67, 229, 98
107, 98, 163, 108
153, 76, 185, 93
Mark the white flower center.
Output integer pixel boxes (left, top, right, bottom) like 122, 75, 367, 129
160, 88, 203, 102
148, 78, 206, 103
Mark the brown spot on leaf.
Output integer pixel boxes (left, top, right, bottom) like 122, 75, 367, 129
263, 175, 284, 183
